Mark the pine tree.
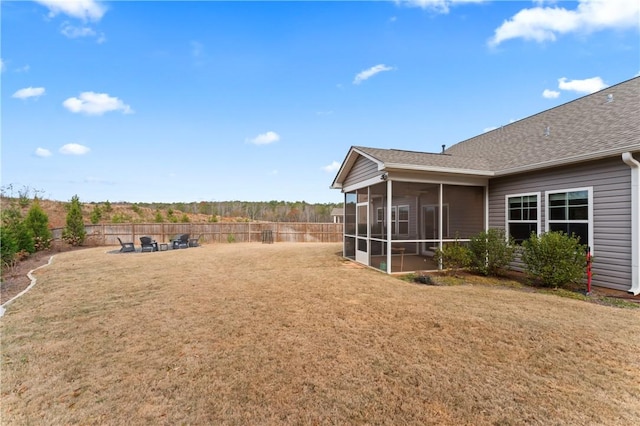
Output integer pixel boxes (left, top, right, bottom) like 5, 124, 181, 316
62, 195, 86, 246
24, 199, 53, 250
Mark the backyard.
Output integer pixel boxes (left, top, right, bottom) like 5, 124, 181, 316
1, 242, 639, 425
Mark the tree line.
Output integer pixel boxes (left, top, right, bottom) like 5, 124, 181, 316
131, 200, 342, 223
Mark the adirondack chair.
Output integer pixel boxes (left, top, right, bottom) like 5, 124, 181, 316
118, 237, 135, 253
140, 236, 158, 252
171, 234, 190, 249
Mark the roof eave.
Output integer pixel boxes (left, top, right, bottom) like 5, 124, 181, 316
384, 162, 495, 177
331, 146, 385, 188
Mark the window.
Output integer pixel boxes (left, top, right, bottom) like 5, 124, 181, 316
375, 205, 409, 236
398, 205, 409, 235
547, 188, 592, 250
506, 193, 540, 244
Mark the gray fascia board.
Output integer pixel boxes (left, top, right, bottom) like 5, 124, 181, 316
384, 162, 495, 177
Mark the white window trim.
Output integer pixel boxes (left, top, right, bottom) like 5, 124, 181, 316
397, 205, 410, 236
545, 187, 594, 255
376, 207, 384, 224
505, 192, 541, 241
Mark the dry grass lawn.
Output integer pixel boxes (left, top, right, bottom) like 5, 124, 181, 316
1, 243, 639, 425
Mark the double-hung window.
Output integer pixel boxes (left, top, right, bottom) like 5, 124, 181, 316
397, 205, 409, 236
547, 188, 592, 250
506, 193, 540, 244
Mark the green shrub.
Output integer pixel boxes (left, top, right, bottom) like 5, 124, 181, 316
166, 209, 178, 223
1, 225, 19, 268
434, 240, 471, 275
90, 205, 103, 224
62, 195, 86, 246
103, 200, 113, 213
154, 210, 164, 223
521, 231, 587, 288
468, 228, 515, 276
24, 200, 52, 251
1, 203, 35, 255
180, 213, 190, 223
131, 204, 143, 216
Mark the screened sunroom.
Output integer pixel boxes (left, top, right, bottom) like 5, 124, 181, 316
342, 180, 485, 273
332, 146, 490, 274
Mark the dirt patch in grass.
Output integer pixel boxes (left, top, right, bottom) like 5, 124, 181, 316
2, 243, 640, 425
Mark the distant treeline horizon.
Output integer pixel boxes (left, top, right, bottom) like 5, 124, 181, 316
98, 200, 343, 223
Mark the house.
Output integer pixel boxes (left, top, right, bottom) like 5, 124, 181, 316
331, 207, 344, 223
331, 77, 640, 294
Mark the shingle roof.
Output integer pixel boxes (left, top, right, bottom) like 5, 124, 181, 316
349, 77, 640, 177
353, 146, 494, 173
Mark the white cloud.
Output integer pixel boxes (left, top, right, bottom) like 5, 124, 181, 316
12, 87, 46, 100
395, 0, 486, 14
35, 0, 107, 22
63, 92, 134, 115
61, 23, 95, 38
35, 148, 52, 157
558, 76, 607, 94
60, 143, 91, 155
248, 131, 280, 146
0, 58, 5, 72
15, 64, 30, 73
60, 22, 103, 40
542, 89, 561, 99
489, 0, 640, 47
483, 126, 498, 133
353, 64, 395, 85
322, 161, 341, 173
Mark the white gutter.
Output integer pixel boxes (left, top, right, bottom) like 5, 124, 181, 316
622, 152, 640, 295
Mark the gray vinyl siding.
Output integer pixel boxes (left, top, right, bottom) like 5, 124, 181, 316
343, 156, 379, 188
488, 156, 632, 292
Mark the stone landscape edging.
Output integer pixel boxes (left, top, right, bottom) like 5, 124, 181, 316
0, 255, 55, 318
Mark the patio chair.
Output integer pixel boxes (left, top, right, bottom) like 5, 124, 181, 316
140, 236, 159, 252
117, 237, 135, 253
188, 235, 200, 247
171, 234, 190, 249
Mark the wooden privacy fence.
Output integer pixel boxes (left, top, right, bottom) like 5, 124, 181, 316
51, 222, 344, 246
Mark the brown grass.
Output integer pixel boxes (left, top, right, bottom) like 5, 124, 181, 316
2, 243, 639, 425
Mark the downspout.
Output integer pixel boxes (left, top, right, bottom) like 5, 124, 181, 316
622, 152, 640, 295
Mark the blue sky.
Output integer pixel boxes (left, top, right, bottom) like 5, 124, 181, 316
2, 0, 639, 204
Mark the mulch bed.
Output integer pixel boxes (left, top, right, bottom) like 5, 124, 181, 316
1, 243, 88, 305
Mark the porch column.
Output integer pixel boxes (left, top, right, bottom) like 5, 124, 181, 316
438, 183, 443, 270
386, 179, 392, 274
